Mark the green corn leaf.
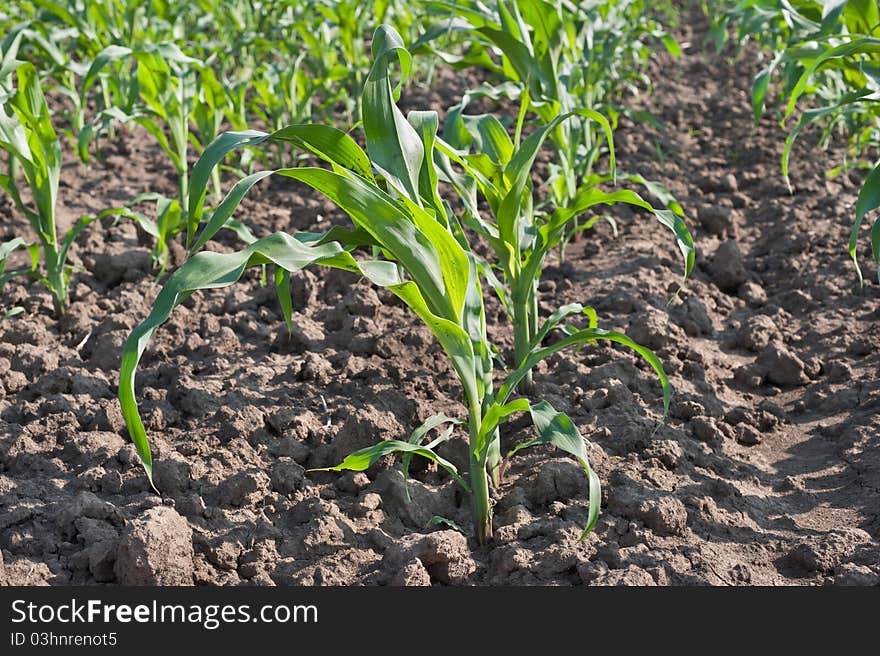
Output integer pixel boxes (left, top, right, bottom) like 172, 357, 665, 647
752, 51, 783, 123
0, 236, 29, 263
498, 109, 615, 251
1, 306, 23, 324
82, 45, 134, 93
190, 133, 468, 323
275, 267, 293, 334
309, 439, 470, 492
363, 25, 423, 202
401, 413, 463, 500
476, 26, 534, 87
119, 233, 362, 485
265, 124, 375, 179
188, 130, 265, 231
190, 170, 273, 254
460, 113, 514, 167
621, 174, 686, 216
529, 302, 597, 350
785, 37, 880, 119
478, 397, 530, 444
548, 186, 694, 281
425, 516, 466, 532
119, 227, 479, 487
496, 326, 671, 416
278, 167, 467, 322
188, 125, 374, 247
407, 110, 447, 222
781, 89, 873, 190
0, 236, 37, 291
10, 63, 61, 233
851, 161, 880, 285
507, 399, 601, 538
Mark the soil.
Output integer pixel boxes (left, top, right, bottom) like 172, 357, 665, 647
1, 5, 878, 587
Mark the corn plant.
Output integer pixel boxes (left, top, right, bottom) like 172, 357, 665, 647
81, 44, 237, 270
0, 22, 92, 153
0, 61, 138, 315
3, 0, 183, 151
119, 25, 671, 544
0, 61, 67, 314
439, 104, 694, 390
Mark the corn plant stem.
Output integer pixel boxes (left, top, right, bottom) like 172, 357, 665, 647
101, 79, 116, 141
468, 399, 492, 544
179, 167, 189, 215
514, 88, 530, 149
512, 285, 535, 392
210, 167, 222, 203
529, 280, 539, 350
44, 243, 66, 315
470, 455, 492, 545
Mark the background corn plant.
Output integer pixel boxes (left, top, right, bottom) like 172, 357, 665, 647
439, 101, 694, 390
417, 0, 683, 247
0, 0, 435, 271
714, 0, 880, 283
118, 25, 673, 545
0, 57, 136, 315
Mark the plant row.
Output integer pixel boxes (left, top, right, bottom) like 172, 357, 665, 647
712, 0, 880, 284
0, 1, 691, 543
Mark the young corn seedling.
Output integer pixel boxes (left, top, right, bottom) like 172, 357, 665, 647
0, 61, 137, 315
439, 98, 694, 392
729, 0, 880, 284
119, 25, 672, 545
0, 60, 74, 315
1, 23, 91, 154
82, 44, 243, 270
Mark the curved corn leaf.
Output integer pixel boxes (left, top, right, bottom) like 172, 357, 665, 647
478, 397, 530, 445
548, 186, 694, 282
82, 45, 134, 93
496, 326, 671, 416
0, 236, 38, 289
188, 127, 469, 322
187, 125, 372, 242
425, 515, 466, 532
529, 302, 598, 350
119, 231, 479, 486
363, 25, 423, 202
310, 439, 469, 491
784, 37, 880, 120
401, 413, 463, 500
119, 233, 362, 484
492, 109, 614, 254
852, 161, 880, 285
752, 51, 785, 123
408, 110, 447, 222
190, 169, 273, 254
507, 399, 601, 538
781, 89, 873, 191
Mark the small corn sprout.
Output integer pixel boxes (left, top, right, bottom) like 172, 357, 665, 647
0, 59, 131, 314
